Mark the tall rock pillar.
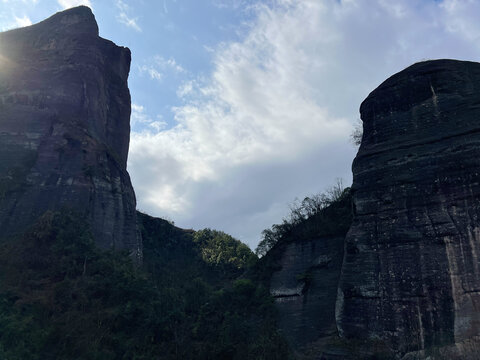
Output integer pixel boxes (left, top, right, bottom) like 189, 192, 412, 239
337, 60, 480, 355
0, 6, 141, 261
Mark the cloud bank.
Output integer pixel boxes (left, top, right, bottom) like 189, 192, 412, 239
128, 0, 480, 249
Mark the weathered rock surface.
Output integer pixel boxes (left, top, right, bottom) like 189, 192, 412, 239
266, 191, 352, 358
0, 6, 141, 260
337, 59, 480, 356
270, 237, 344, 353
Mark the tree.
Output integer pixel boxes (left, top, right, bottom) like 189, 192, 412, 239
255, 179, 347, 257
351, 119, 363, 146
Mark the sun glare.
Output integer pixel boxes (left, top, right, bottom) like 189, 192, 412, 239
0, 42, 16, 77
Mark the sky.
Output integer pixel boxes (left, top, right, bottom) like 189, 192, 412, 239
2, 0, 480, 249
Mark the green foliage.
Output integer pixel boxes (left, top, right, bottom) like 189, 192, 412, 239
255, 179, 351, 257
0, 211, 164, 359
193, 228, 257, 276
0, 211, 291, 359
191, 278, 290, 360
138, 213, 291, 359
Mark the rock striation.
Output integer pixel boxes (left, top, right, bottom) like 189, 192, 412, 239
266, 191, 352, 358
0, 6, 141, 260
337, 59, 480, 356
270, 237, 345, 355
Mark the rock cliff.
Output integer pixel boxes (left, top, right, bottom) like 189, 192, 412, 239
337, 59, 480, 357
270, 237, 345, 354
0, 6, 141, 260
266, 191, 352, 357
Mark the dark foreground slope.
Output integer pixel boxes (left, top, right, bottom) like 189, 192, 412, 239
138, 212, 291, 359
0, 211, 291, 359
338, 59, 480, 358
0, 6, 140, 258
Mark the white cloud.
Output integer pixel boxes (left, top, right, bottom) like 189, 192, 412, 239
129, 0, 353, 247
138, 56, 185, 82
117, 12, 141, 32
212, 0, 252, 10
0, 1, 37, 31
57, 0, 92, 9
14, 15, 32, 27
138, 65, 163, 81
440, 0, 480, 42
176, 80, 195, 98
2, 0, 39, 3
131, 103, 167, 132
131, 104, 150, 124
129, 0, 480, 248
159, 56, 185, 73
116, 0, 141, 31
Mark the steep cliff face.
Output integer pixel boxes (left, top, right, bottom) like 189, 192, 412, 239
265, 191, 351, 357
0, 7, 141, 259
270, 237, 344, 354
337, 59, 480, 356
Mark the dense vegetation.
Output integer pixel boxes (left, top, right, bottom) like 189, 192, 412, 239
255, 180, 352, 257
0, 181, 355, 359
252, 182, 353, 290
0, 211, 291, 359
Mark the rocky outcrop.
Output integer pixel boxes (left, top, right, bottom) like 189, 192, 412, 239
270, 237, 344, 355
0, 6, 141, 260
337, 59, 480, 356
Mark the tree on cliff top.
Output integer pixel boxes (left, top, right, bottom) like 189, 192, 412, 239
255, 179, 350, 257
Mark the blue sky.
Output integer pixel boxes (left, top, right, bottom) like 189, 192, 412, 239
1, 0, 257, 132
2, 0, 480, 249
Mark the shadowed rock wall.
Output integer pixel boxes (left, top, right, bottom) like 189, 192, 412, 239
266, 191, 352, 358
0, 6, 141, 260
337, 59, 480, 355
270, 237, 344, 353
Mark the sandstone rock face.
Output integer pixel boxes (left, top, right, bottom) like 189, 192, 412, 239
266, 192, 352, 357
270, 236, 344, 353
337, 59, 480, 355
0, 6, 141, 260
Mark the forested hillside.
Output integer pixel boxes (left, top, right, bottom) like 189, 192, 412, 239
0, 211, 291, 359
